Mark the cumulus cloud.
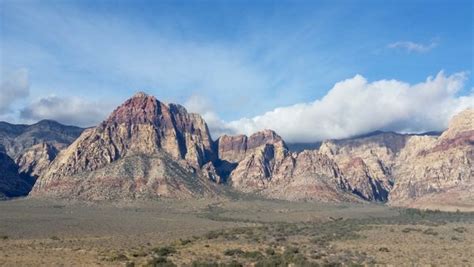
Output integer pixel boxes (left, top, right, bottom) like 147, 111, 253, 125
184, 95, 237, 139
0, 68, 30, 114
224, 71, 473, 142
387, 40, 438, 53
20, 95, 114, 127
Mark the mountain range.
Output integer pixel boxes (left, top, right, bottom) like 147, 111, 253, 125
1, 92, 472, 210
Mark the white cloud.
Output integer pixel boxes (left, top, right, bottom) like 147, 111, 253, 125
184, 95, 237, 139
0, 68, 30, 114
387, 40, 438, 53
19, 95, 114, 127
223, 71, 473, 142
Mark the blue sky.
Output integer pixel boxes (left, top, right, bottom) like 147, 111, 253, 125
0, 0, 473, 141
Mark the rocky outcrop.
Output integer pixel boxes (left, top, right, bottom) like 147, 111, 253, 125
262, 150, 355, 202
0, 145, 35, 199
318, 132, 410, 201
216, 130, 354, 201
225, 131, 288, 192
31, 92, 218, 200
389, 109, 473, 209
215, 130, 288, 183
216, 130, 285, 163
15, 143, 59, 178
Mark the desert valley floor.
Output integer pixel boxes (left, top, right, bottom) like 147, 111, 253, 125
1, 197, 473, 266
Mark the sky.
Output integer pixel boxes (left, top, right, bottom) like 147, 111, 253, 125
0, 0, 473, 142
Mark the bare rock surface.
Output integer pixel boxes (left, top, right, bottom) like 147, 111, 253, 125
15, 143, 59, 178
0, 145, 35, 199
218, 130, 355, 201
31, 93, 218, 199
389, 109, 473, 208
318, 132, 410, 201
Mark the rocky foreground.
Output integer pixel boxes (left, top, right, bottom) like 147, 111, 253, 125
1, 92, 472, 209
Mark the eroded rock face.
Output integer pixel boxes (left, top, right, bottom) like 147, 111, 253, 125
216, 130, 285, 163
31, 93, 218, 199
15, 143, 59, 178
217, 130, 354, 201
263, 150, 354, 202
389, 109, 474, 209
318, 132, 409, 201
0, 145, 35, 199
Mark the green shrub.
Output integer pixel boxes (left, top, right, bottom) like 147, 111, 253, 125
224, 248, 244, 256
179, 239, 192, 246
453, 227, 467, 233
242, 251, 263, 259
422, 228, 438, 236
152, 246, 177, 257
265, 247, 275, 256
147, 256, 176, 267
50, 236, 60, 240
191, 261, 218, 267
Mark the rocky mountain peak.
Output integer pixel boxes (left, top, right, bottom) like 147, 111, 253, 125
216, 129, 287, 164
132, 91, 150, 98
105, 92, 161, 125
31, 92, 218, 199
247, 129, 285, 149
439, 108, 473, 141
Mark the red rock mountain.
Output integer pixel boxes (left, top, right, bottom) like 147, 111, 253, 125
31, 93, 218, 200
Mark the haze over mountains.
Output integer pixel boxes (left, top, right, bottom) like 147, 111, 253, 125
0, 92, 472, 210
